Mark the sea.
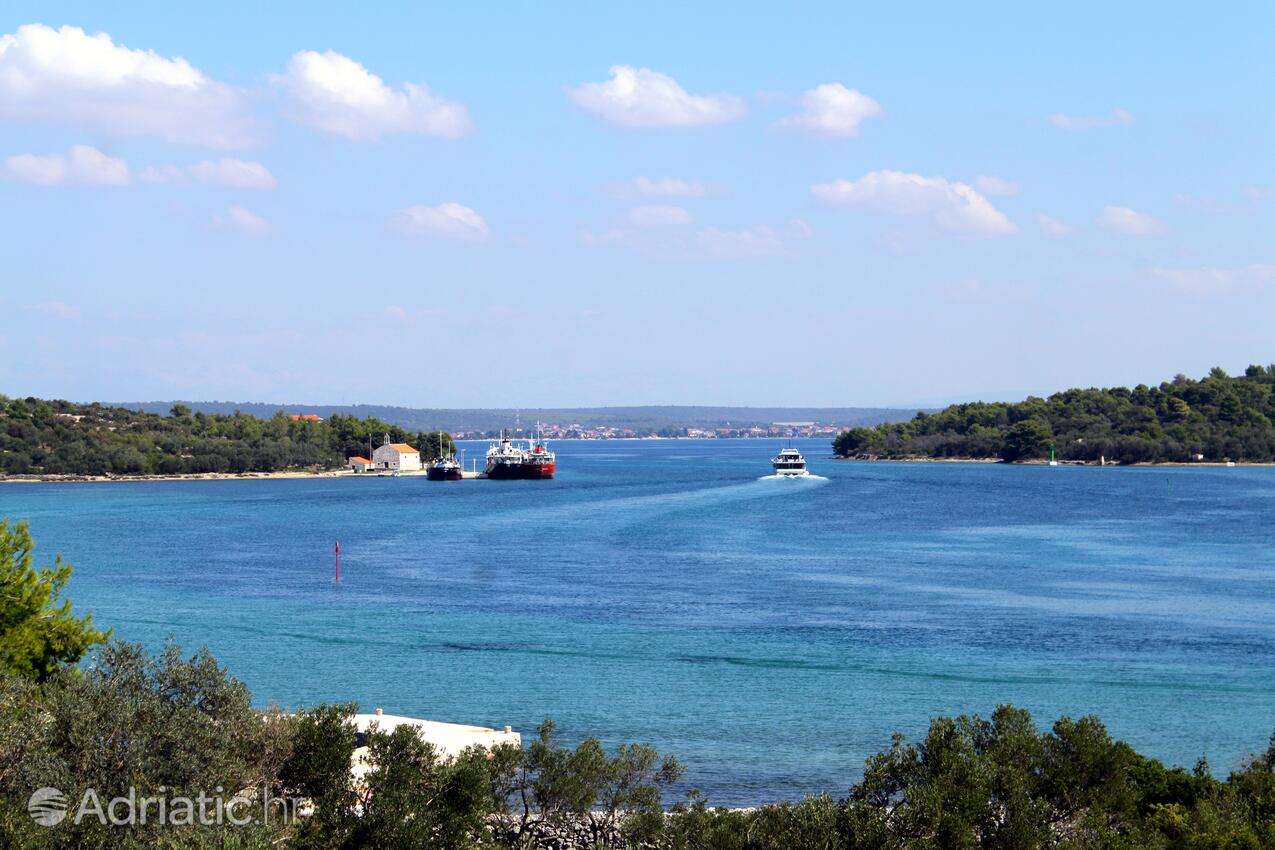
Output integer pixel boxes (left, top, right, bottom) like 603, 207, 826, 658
3, 438, 1273, 805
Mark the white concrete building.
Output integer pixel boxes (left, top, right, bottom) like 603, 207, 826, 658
348, 456, 373, 473
372, 437, 421, 471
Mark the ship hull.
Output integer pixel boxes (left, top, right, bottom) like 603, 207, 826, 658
426, 466, 462, 481
521, 461, 556, 479
485, 461, 556, 480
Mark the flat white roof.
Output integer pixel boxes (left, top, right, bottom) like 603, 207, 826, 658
351, 712, 521, 759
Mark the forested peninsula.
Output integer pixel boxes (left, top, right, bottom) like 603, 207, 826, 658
0, 397, 452, 477
833, 366, 1275, 464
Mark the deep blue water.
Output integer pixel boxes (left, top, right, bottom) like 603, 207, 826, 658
3, 439, 1274, 805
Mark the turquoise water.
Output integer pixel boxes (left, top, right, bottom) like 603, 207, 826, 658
3, 439, 1274, 804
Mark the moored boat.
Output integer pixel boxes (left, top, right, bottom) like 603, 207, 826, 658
426, 431, 463, 480
426, 456, 462, 480
485, 426, 556, 480
522, 440, 557, 479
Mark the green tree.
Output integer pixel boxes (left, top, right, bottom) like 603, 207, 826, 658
495, 719, 685, 849
280, 703, 359, 847
0, 641, 288, 849
1001, 419, 1052, 463
0, 519, 107, 681
351, 730, 498, 850
832, 427, 885, 457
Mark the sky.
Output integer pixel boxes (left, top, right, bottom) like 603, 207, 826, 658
1, 2, 1272, 408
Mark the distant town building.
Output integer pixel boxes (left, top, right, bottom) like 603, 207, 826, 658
372, 436, 421, 471
348, 456, 373, 473
290, 414, 323, 422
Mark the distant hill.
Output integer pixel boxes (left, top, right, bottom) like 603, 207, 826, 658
109, 403, 925, 433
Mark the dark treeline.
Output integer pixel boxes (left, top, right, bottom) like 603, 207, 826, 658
4, 521, 1275, 849
0, 396, 454, 476
834, 365, 1275, 464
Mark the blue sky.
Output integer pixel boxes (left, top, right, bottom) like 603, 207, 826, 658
1, 2, 1272, 407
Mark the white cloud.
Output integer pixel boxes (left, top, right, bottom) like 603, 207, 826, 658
788, 218, 814, 239
694, 226, 788, 260
215, 205, 271, 238
188, 158, 277, 189
137, 164, 187, 185
0, 24, 256, 147
973, 175, 1020, 196
1046, 108, 1135, 129
581, 221, 794, 260
5, 144, 129, 185
566, 65, 745, 128
139, 158, 277, 189
628, 204, 692, 228
30, 301, 81, 320
392, 202, 489, 240
774, 83, 880, 138
1149, 264, 1275, 296
812, 170, 1016, 236
276, 50, 471, 141
1096, 205, 1164, 235
1036, 213, 1074, 237
608, 176, 706, 199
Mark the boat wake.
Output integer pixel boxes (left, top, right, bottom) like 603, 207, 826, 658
757, 473, 828, 482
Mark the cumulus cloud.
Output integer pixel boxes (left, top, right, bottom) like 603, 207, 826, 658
1046, 108, 1135, 129
973, 175, 1020, 196
788, 218, 814, 239
628, 204, 692, 228
1149, 264, 1275, 296
392, 202, 489, 240
566, 65, 745, 128
581, 220, 796, 260
137, 164, 186, 185
0, 23, 257, 147
1096, 205, 1164, 235
1036, 213, 1074, 237
214, 205, 271, 238
139, 158, 277, 189
4, 144, 129, 185
812, 170, 1016, 236
188, 158, 277, 189
276, 50, 471, 141
608, 176, 707, 199
774, 83, 880, 138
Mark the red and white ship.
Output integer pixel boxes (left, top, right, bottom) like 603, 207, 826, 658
485, 426, 556, 480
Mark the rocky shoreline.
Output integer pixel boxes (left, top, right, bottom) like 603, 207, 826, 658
0, 469, 355, 484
